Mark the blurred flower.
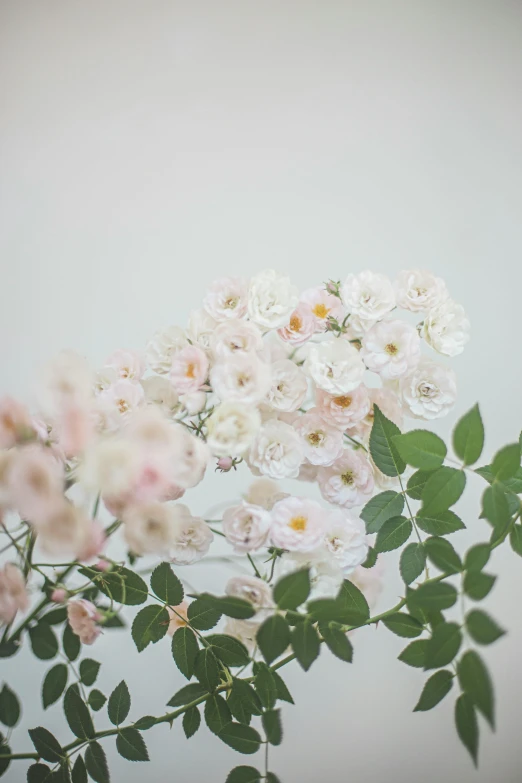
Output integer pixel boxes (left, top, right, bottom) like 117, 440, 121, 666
67, 599, 102, 645
222, 501, 271, 552
0, 564, 29, 625
248, 269, 298, 329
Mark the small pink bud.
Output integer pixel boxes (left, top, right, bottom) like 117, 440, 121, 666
51, 588, 68, 604
216, 456, 234, 472
94, 559, 111, 572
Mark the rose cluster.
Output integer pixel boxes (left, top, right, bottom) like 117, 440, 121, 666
0, 269, 469, 643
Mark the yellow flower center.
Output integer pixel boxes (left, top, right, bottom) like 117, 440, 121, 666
290, 314, 302, 332
385, 343, 398, 356
289, 516, 307, 531
185, 362, 196, 379
341, 471, 354, 485
334, 395, 352, 409
312, 303, 330, 319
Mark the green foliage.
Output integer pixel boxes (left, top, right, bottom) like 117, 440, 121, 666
360, 491, 405, 534
27, 763, 53, 782
308, 580, 369, 626
369, 405, 406, 477
183, 706, 201, 739
172, 627, 199, 679
464, 544, 491, 572
63, 685, 95, 739
79, 659, 100, 686
194, 647, 222, 692
291, 619, 320, 671
228, 679, 262, 725
187, 597, 222, 630
131, 605, 169, 652
28, 727, 64, 763
108, 680, 131, 726
88, 690, 107, 711
406, 470, 432, 500
361, 546, 378, 569
205, 693, 232, 735
420, 467, 466, 516
80, 566, 148, 606
218, 723, 262, 755
271, 670, 294, 704
481, 483, 511, 539
167, 682, 207, 708
415, 509, 465, 536
42, 664, 68, 709
393, 430, 447, 470
272, 569, 311, 609
424, 537, 462, 574
262, 709, 282, 746
463, 571, 496, 601
455, 694, 479, 767
458, 650, 494, 729
226, 766, 262, 782
253, 663, 277, 710
0, 683, 20, 727
375, 516, 412, 553
410, 582, 458, 611
29, 623, 58, 660
63, 623, 81, 662
398, 640, 428, 668
414, 670, 453, 712
201, 595, 256, 620
400, 543, 426, 585
85, 741, 110, 783
206, 635, 250, 668
150, 562, 184, 606
382, 613, 423, 638
319, 622, 353, 662
116, 727, 150, 761
132, 716, 156, 731
452, 404, 484, 466
256, 615, 291, 664
465, 610, 505, 646
491, 443, 521, 481
424, 622, 462, 670
72, 756, 88, 783
510, 524, 522, 556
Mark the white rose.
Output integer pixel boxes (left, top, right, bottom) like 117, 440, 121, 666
294, 408, 344, 466
305, 339, 365, 395
211, 354, 271, 404
146, 325, 188, 375
315, 384, 370, 430
122, 501, 178, 556
141, 376, 179, 414
394, 270, 448, 312
168, 425, 210, 488
210, 320, 265, 361
97, 379, 145, 430
38, 351, 94, 419
361, 319, 421, 379
187, 308, 219, 354
317, 449, 374, 508
341, 271, 395, 332
399, 358, 457, 419
80, 436, 140, 498
322, 508, 368, 574
226, 575, 274, 620
270, 496, 327, 552
203, 276, 249, 321
422, 299, 470, 357
170, 504, 214, 564
266, 359, 308, 413
222, 501, 271, 552
206, 402, 260, 457
248, 269, 299, 329
180, 391, 207, 415
249, 419, 303, 479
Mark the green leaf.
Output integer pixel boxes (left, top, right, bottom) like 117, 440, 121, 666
42, 664, 68, 709
0, 683, 20, 727
266, 775, 281, 783
108, 680, 131, 726
453, 404, 484, 466
78, 659, 100, 687
406, 470, 432, 500
464, 544, 491, 572
393, 430, 447, 470
167, 682, 207, 708
116, 727, 149, 761
414, 670, 453, 711
187, 597, 222, 630
416, 510, 465, 536
410, 582, 458, 611
466, 610, 505, 646
400, 543, 426, 585
27, 764, 53, 782
291, 619, 320, 671
457, 650, 494, 728
63, 685, 95, 739
71, 756, 87, 783
131, 605, 169, 652
29, 623, 58, 660
510, 524, 522, 556
424, 537, 462, 574
375, 516, 412, 553
463, 571, 496, 601
491, 443, 521, 481
398, 640, 428, 668
194, 647, 222, 692
62, 623, 81, 662
424, 622, 462, 670
204, 693, 232, 735
253, 662, 277, 710
202, 595, 256, 620
273, 569, 310, 610
420, 467, 466, 517
41, 607, 67, 625
150, 562, 184, 606
271, 670, 294, 704
88, 690, 106, 711
206, 634, 250, 668
226, 767, 261, 783
85, 741, 110, 783
228, 679, 262, 724
481, 483, 511, 537
218, 723, 262, 755
336, 579, 370, 623
183, 706, 201, 739
172, 627, 199, 679
369, 405, 406, 477
382, 613, 423, 638
455, 694, 479, 767
360, 491, 405, 534
361, 546, 378, 569
262, 709, 282, 746
319, 623, 353, 662
80, 566, 148, 606
256, 615, 291, 665
28, 727, 64, 763
132, 716, 156, 731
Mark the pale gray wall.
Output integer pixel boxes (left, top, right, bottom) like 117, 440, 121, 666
1, 2, 522, 781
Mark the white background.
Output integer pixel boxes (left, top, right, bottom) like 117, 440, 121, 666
1, 1, 522, 781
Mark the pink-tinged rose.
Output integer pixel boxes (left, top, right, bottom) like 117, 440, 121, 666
67, 599, 102, 645
7, 444, 64, 524
348, 387, 404, 440
316, 385, 371, 430
203, 277, 248, 321
170, 345, 209, 394
317, 449, 374, 508
98, 379, 145, 428
277, 303, 316, 346
0, 397, 33, 448
222, 501, 271, 552
51, 588, 68, 604
217, 456, 234, 472
167, 601, 191, 636
270, 497, 327, 552
76, 520, 107, 563
299, 287, 345, 331
294, 408, 344, 466
105, 349, 145, 380
56, 404, 94, 457
0, 563, 29, 625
